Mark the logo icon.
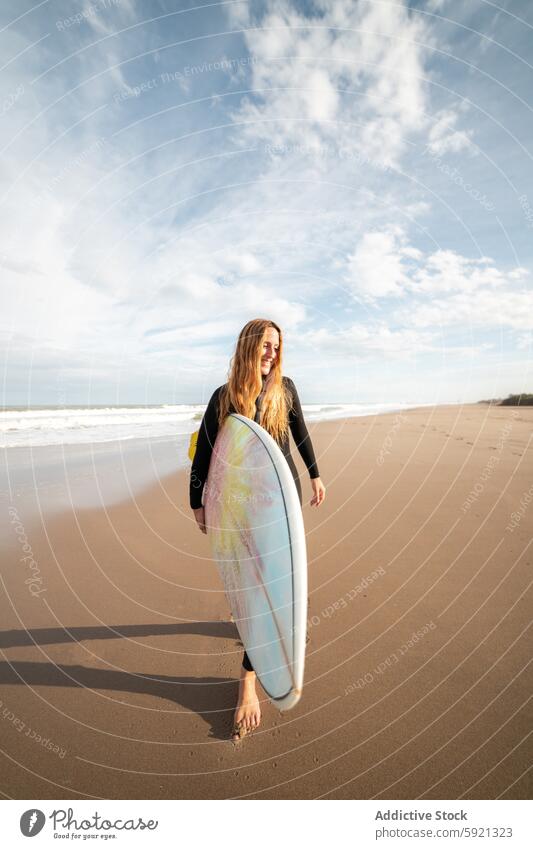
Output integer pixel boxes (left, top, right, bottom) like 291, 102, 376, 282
20, 809, 45, 837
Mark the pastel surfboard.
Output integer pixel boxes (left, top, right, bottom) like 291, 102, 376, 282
203, 413, 307, 710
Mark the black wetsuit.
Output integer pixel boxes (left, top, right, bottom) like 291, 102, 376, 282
189, 374, 320, 671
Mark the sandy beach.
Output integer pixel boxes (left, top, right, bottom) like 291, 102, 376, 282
1, 402, 531, 800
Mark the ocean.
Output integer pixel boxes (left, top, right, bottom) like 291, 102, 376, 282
0, 401, 417, 449
0, 400, 423, 529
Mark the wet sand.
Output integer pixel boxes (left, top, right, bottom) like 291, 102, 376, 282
1, 403, 531, 799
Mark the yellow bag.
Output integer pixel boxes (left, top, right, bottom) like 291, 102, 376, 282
188, 429, 199, 461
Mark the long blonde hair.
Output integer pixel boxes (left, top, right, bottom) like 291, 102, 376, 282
218, 318, 291, 443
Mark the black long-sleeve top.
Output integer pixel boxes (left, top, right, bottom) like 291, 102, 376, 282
189, 375, 320, 510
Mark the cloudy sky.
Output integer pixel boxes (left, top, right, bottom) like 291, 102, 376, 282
1, 0, 532, 406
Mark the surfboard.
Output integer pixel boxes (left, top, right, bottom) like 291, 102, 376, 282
203, 413, 307, 710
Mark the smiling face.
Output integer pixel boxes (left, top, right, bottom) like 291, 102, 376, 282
260, 326, 280, 376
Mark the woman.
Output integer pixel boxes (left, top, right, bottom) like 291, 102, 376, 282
190, 318, 326, 740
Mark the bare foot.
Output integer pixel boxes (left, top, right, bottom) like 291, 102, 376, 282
231, 668, 261, 741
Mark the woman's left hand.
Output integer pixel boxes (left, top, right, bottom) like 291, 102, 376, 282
310, 477, 326, 507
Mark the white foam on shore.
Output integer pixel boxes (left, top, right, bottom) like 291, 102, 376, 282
0, 401, 421, 448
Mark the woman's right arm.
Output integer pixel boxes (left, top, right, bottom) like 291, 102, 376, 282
189, 386, 222, 513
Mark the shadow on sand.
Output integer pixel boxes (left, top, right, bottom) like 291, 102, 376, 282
0, 621, 245, 741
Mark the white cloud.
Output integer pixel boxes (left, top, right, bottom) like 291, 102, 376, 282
222, 250, 263, 275
302, 68, 339, 122
427, 107, 475, 156
345, 230, 411, 299
425, 0, 451, 12
395, 287, 533, 331
412, 250, 516, 294
343, 227, 528, 308
295, 321, 439, 360
229, 0, 431, 167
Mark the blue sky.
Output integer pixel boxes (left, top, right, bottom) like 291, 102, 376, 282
1, 0, 532, 406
